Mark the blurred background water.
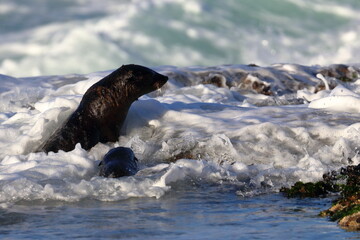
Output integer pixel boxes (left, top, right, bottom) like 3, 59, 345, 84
0, 0, 359, 77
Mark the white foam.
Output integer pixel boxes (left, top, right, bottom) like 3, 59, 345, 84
309, 85, 360, 112
0, 64, 360, 203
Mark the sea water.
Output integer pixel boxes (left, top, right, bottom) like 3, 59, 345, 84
0, 189, 354, 239
1, 0, 360, 239
1, 64, 360, 239
1, 0, 360, 77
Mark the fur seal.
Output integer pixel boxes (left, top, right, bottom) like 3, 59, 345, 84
39, 64, 168, 153
99, 147, 138, 177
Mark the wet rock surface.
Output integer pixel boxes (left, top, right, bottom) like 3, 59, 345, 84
162, 64, 360, 96
281, 164, 360, 231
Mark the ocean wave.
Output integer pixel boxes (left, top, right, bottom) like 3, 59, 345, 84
1, 0, 360, 77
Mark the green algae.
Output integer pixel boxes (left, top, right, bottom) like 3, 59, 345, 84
281, 163, 360, 230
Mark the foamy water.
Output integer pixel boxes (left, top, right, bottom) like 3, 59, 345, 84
1, 0, 360, 77
1, 64, 360, 205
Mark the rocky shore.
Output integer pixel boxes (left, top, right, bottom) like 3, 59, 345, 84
281, 164, 360, 231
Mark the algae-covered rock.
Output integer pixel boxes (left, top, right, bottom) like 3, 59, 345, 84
280, 181, 335, 198
339, 212, 360, 230
281, 163, 360, 231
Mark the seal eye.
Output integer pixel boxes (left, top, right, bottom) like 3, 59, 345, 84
129, 71, 146, 83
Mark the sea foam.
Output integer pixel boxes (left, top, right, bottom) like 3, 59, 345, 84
0, 64, 360, 203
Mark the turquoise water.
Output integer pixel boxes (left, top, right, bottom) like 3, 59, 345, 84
1, 0, 359, 76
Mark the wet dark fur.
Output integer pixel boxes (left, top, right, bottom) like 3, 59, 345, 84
39, 64, 168, 153
99, 147, 138, 177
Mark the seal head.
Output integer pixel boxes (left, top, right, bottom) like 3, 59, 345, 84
99, 147, 138, 178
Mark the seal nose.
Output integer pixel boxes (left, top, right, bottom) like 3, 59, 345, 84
158, 73, 168, 83
153, 73, 168, 89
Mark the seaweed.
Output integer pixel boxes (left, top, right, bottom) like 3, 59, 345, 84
281, 163, 360, 230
